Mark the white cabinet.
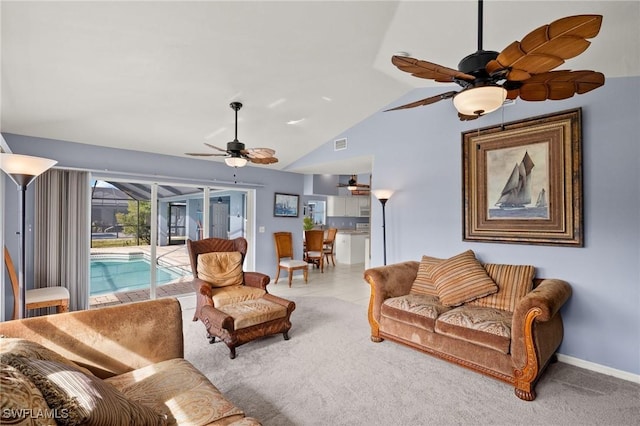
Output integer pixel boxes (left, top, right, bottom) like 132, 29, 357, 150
327, 196, 346, 216
358, 197, 370, 217
345, 197, 360, 217
327, 196, 370, 217
335, 232, 367, 264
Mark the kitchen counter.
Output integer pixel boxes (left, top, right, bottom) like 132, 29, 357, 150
334, 231, 368, 265
337, 229, 370, 235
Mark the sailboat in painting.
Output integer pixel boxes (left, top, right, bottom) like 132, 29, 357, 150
495, 151, 535, 209
535, 188, 547, 208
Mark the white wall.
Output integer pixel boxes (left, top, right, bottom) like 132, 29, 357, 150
288, 76, 640, 376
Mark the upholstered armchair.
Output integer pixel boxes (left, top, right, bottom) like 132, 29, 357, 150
187, 237, 295, 359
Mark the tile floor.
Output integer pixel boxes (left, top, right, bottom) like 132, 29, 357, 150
90, 258, 370, 310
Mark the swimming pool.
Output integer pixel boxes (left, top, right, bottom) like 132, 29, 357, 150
90, 257, 188, 296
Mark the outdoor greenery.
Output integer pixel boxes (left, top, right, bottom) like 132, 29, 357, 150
115, 200, 152, 244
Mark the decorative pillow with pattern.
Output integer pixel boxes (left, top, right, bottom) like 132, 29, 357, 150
1, 362, 55, 426
431, 250, 498, 307
469, 263, 535, 312
0, 337, 94, 376
409, 255, 443, 297
1, 354, 168, 426
197, 251, 244, 288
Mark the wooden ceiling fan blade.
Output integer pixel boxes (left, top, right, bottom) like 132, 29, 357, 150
385, 91, 457, 112
391, 56, 475, 82
185, 152, 227, 157
244, 147, 276, 158
488, 15, 602, 77
516, 70, 605, 101
204, 142, 228, 152
458, 112, 481, 121
248, 156, 278, 164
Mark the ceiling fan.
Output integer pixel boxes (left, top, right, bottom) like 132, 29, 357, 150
186, 102, 278, 167
387, 0, 605, 120
337, 175, 370, 193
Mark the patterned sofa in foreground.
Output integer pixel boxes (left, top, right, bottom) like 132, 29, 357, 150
364, 250, 572, 401
0, 298, 260, 425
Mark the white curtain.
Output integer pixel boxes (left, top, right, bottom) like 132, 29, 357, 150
34, 169, 90, 311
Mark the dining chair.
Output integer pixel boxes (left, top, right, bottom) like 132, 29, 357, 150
323, 228, 338, 267
304, 230, 324, 273
4, 246, 70, 320
274, 232, 308, 287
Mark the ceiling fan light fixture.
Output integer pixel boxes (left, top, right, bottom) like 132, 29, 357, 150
453, 85, 507, 116
225, 156, 248, 168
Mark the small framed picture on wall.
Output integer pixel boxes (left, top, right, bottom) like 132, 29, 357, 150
274, 193, 299, 217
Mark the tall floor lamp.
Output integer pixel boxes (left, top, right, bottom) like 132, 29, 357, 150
1, 153, 57, 319
372, 189, 394, 265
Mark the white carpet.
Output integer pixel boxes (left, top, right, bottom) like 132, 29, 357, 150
181, 296, 640, 426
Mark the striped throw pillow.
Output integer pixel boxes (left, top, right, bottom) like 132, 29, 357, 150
409, 255, 443, 297
469, 264, 535, 312
431, 250, 498, 307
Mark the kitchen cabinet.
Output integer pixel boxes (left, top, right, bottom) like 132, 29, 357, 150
335, 232, 368, 264
327, 196, 370, 217
327, 196, 346, 216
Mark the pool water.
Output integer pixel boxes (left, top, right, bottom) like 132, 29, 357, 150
90, 259, 185, 296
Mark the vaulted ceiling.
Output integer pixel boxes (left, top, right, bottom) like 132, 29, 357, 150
2, 1, 638, 174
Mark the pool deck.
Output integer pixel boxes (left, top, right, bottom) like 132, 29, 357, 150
89, 245, 195, 309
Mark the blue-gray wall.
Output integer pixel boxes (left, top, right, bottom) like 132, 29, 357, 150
288, 76, 640, 377
2, 135, 307, 299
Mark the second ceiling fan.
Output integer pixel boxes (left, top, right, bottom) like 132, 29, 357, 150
186, 102, 278, 167
387, 0, 605, 120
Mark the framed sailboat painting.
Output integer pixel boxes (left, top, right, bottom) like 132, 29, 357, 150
462, 108, 583, 246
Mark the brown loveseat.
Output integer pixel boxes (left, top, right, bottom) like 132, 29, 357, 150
364, 250, 572, 401
0, 298, 260, 425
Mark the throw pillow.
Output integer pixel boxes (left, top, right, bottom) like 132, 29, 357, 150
1, 354, 168, 426
409, 255, 443, 297
431, 250, 498, 307
197, 251, 244, 288
1, 362, 55, 426
469, 264, 535, 312
0, 337, 94, 376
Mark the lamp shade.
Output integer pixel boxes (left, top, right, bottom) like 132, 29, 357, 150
453, 86, 507, 116
224, 156, 248, 168
0, 153, 57, 186
372, 189, 394, 201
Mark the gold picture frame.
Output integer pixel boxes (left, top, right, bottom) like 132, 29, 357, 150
462, 108, 583, 246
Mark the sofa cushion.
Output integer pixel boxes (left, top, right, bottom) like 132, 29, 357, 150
431, 250, 498, 307
197, 252, 244, 288
106, 358, 246, 426
218, 298, 288, 329
469, 264, 535, 312
435, 306, 512, 354
409, 255, 443, 297
381, 294, 451, 332
1, 354, 168, 426
211, 285, 267, 308
0, 337, 93, 376
1, 362, 55, 426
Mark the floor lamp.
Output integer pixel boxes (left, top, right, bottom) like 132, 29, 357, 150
1, 153, 57, 319
372, 189, 394, 265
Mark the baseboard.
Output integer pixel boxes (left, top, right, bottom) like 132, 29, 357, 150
557, 354, 640, 384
